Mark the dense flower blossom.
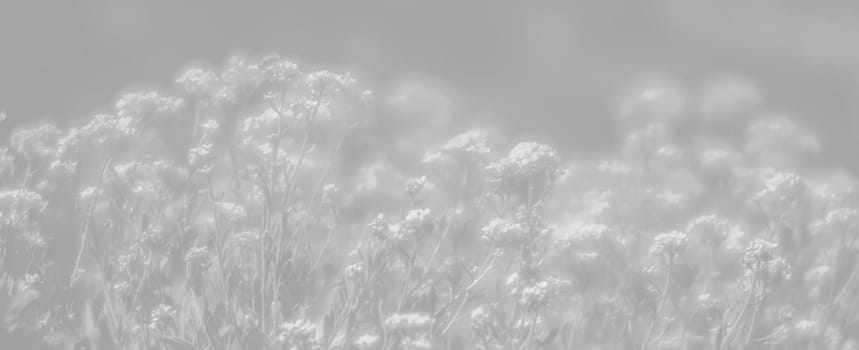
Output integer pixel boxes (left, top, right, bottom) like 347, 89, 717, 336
487, 142, 561, 180
305, 70, 355, 96
0, 189, 44, 213
258, 54, 301, 84
390, 208, 433, 241
686, 214, 731, 245
148, 304, 177, 332
481, 218, 527, 247
9, 124, 63, 160
383, 312, 434, 332
276, 319, 320, 350
4, 51, 858, 350
742, 238, 792, 284
79, 113, 138, 147
184, 246, 210, 268
353, 334, 379, 350
405, 176, 429, 198
114, 90, 184, 118
441, 128, 491, 158
187, 142, 216, 173
175, 66, 220, 96
649, 230, 688, 258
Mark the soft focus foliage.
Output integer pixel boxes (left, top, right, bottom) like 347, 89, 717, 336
1, 52, 858, 350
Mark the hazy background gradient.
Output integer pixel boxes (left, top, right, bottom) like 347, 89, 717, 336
1, 0, 858, 163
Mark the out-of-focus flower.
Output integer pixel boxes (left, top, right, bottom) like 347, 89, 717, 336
686, 214, 731, 245
231, 229, 260, 250
391, 208, 433, 241
0, 147, 14, 175
175, 66, 220, 96
405, 176, 429, 198
114, 90, 184, 118
813, 207, 859, 238
9, 123, 63, 160
471, 303, 503, 336
742, 238, 791, 284
383, 312, 434, 333
421, 150, 452, 166
481, 218, 527, 247
188, 142, 216, 174
0, 189, 44, 213
441, 129, 491, 159
368, 213, 390, 238
322, 184, 341, 204
148, 304, 177, 332
808, 171, 859, 209
215, 201, 247, 223
79, 113, 138, 147
352, 334, 379, 350
184, 246, 211, 268
305, 70, 355, 96
402, 336, 434, 350
649, 230, 688, 259
276, 319, 320, 350
518, 280, 550, 309
754, 170, 808, 222
200, 119, 220, 134
742, 238, 778, 269
220, 53, 265, 95
487, 142, 561, 184
258, 54, 301, 85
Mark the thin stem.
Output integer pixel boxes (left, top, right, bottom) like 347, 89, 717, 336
641, 257, 673, 350
69, 157, 113, 288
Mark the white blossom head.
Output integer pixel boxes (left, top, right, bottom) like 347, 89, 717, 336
383, 312, 434, 333
487, 142, 561, 185
649, 230, 688, 260
441, 128, 491, 159
175, 66, 220, 96
276, 319, 320, 350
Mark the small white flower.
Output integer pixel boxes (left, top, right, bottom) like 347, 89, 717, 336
649, 230, 688, 258
442, 129, 491, 157
353, 334, 379, 350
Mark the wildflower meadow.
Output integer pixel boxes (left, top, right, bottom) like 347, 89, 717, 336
1, 52, 858, 350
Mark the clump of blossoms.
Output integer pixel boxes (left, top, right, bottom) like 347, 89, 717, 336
442, 128, 492, 159
487, 142, 561, 183
148, 304, 177, 333
390, 208, 434, 242
481, 218, 527, 248
114, 90, 185, 118
277, 319, 321, 350
383, 312, 435, 333
650, 230, 688, 262
686, 214, 732, 246
754, 170, 808, 221
5, 51, 859, 350
352, 334, 380, 350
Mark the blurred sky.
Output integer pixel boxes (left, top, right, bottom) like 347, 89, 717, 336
2, 0, 859, 161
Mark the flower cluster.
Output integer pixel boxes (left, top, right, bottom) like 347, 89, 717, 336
2, 53, 858, 350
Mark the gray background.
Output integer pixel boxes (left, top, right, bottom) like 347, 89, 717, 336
1, 0, 858, 161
